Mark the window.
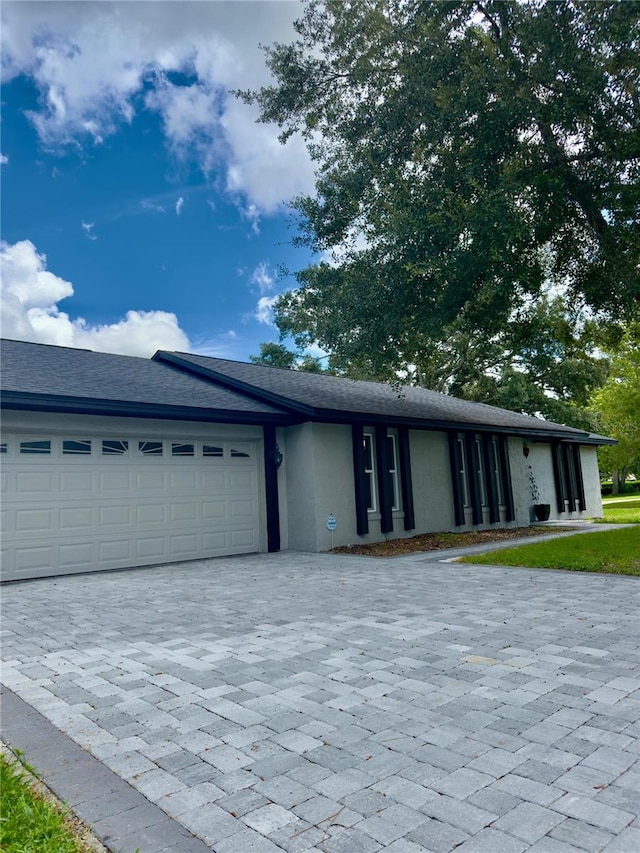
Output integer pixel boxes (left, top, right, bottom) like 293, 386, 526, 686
491, 438, 505, 506
0, 443, 6, 454
102, 440, 129, 455
230, 447, 250, 458
363, 432, 376, 512
457, 437, 471, 508
387, 434, 400, 511
450, 433, 514, 526
20, 440, 51, 454
139, 441, 163, 456
63, 439, 92, 455
203, 445, 224, 458
475, 438, 488, 507
172, 443, 194, 457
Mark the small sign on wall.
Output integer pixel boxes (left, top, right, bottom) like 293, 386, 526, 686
326, 513, 337, 550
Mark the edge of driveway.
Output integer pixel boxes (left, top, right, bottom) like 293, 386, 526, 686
0, 687, 211, 853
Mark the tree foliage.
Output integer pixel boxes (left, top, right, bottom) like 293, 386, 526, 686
249, 341, 328, 372
242, 0, 640, 378
590, 323, 640, 483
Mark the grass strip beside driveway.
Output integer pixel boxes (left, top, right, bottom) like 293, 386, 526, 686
459, 526, 640, 576
0, 751, 100, 853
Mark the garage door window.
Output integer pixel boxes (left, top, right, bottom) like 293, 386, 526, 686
102, 440, 129, 455
63, 439, 92, 455
172, 443, 194, 456
139, 441, 163, 456
20, 440, 51, 454
231, 447, 251, 458
203, 445, 224, 457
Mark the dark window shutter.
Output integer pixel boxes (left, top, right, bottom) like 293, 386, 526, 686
573, 445, 586, 511
552, 442, 567, 513
466, 433, 482, 526
448, 432, 465, 526
397, 427, 415, 530
375, 425, 393, 534
497, 437, 515, 522
483, 435, 499, 523
352, 424, 369, 535
263, 425, 280, 552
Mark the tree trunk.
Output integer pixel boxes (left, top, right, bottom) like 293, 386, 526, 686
612, 469, 620, 494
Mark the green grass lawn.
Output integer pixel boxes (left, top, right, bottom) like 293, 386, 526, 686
460, 526, 640, 575
599, 499, 640, 524
0, 752, 88, 853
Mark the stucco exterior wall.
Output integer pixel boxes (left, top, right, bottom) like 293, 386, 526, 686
409, 430, 457, 533
582, 446, 603, 518
282, 423, 319, 552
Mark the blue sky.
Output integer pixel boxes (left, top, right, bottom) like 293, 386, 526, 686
1, 1, 319, 359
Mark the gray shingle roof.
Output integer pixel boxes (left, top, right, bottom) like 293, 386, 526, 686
156, 351, 594, 440
0, 339, 286, 419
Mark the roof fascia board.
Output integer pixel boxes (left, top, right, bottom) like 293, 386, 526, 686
154, 352, 316, 417
0, 392, 297, 426
308, 410, 594, 443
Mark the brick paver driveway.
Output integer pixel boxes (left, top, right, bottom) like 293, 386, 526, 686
2, 550, 639, 852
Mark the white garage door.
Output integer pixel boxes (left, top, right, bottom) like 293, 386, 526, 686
0, 433, 261, 581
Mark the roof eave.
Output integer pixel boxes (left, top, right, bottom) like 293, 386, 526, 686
0, 392, 296, 426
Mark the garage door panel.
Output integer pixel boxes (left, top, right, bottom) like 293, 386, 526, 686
202, 501, 226, 519
14, 545, 54, 572
100, 471, 132, 492
229, 470, 256, 490
60, 543, 93, 568
171, 503, 198, 522
99, 505, 132, 526
170, 534, 198, 555
60, 471, 94, 493
136, 537, 166, 558
136, 471, 165, 490
230, 528, 257, 548
202, 470, 226, 490
2, 432, 262, 580
59, 507, 94, 530
202, 531, 228, 550
17, 472, 54, 493
230, 499, 256, 518
99, 539, 132, 563
136, 504, 166, 524
15, 508, 54, 532
170, 471, 197, 489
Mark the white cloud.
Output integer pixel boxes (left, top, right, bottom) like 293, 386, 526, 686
141, 198, 166, 214
175, 196, 184, 216
0, 153, 8, 165
81, 220, 97, 240
1, 239, 191, 357
1, 1, 315, 214
255, 294, 278, 325
249, 262, 275, 295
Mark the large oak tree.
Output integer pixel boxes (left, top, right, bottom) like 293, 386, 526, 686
241, 0, 640, 379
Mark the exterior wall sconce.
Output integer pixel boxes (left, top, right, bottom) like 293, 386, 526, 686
523, 443, 530, 458
270, 444, 283, 469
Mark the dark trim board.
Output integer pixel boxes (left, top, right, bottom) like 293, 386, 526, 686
352, 424, 369, 536
0, 393, 293, 426
263, 425, 281, 552
397, 427, 415, 531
